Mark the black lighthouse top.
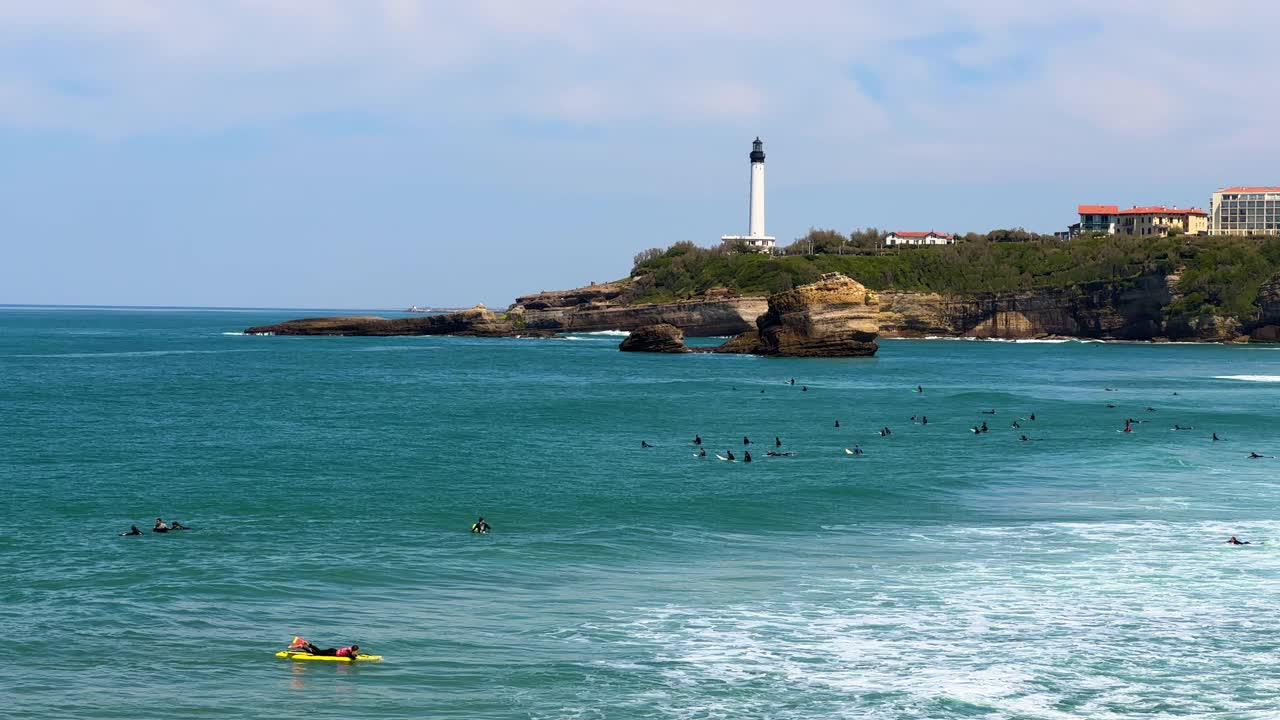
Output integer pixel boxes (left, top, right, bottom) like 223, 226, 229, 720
750, 137, 765, 163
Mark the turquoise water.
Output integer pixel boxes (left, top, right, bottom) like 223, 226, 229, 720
3, 307, 1280, 719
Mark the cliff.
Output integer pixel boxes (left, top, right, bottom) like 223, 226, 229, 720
618, 324, 692, 353
716, 273, 879, 357
508, 284, 765, 337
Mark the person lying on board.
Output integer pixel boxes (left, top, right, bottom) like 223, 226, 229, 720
289, 637, 361, 658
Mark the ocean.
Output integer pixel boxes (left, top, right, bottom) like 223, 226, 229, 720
3, 306, 1279, 719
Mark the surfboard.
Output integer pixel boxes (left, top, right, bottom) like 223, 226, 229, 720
275, 651, 382, 662
716, 454, 732, 461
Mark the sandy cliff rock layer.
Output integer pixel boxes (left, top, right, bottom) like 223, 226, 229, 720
718, 273, 880, 357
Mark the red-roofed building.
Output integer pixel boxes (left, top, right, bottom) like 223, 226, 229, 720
1077, 205, 1119, 235
1210, 187, 1280, 235
1115, 206, 1207, 236
884, 231, 955, 247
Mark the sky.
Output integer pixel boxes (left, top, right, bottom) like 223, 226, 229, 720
2, 1, 1279, 309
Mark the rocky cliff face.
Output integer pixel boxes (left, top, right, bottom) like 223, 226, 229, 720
718, 273, 879, 357
1248, 270, 1280, 341
244, 305, 520, 337
877, 275, 1173, 340
509, 284, 766, 337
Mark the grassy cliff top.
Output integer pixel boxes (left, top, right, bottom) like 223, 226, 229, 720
627, 235, 1280, 319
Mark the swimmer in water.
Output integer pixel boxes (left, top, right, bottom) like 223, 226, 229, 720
120, 525, 143, 536
153, 518, 170, 533
1226, 536, 1251, 545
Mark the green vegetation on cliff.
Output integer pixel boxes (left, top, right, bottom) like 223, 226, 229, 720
629, 234, 1280, 321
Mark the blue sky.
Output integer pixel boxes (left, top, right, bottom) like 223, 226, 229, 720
2, 1, 1278, 308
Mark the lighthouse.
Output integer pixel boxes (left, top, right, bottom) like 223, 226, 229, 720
722, 137, 776, 253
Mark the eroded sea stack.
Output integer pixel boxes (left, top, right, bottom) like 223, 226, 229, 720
716, 273, 880, 357
618, 323, 692, 353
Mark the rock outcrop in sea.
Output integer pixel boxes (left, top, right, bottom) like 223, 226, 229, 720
715, 273, 879, 357
617, 324, 692, 353
244, 305, 521, 337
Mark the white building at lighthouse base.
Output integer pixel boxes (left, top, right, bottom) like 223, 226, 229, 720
721, 234, 776, 253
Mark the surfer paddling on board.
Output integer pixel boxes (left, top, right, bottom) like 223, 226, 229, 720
120, 525, 143, 536
1226, 536, 1251, 545
289, 637, 361, 658
471, 517, 491, 534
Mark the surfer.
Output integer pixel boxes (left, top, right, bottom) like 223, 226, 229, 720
726, 450, 736, 461
1173, 425, 1193, 431
775, 436, 782, 448
790, 378, 795, 385
1226, 536, 1251, 545
153, 518, 170, 533
915, 385, 924, 393
982, 409, 996, 415
120, 525, 143, 536
1030, 413, 1036, 421
471, 517, 491, 534
1106, 404, 1116, 408
766, 450, 792, 457
1249, 452, 1274, 459
1213, 432, 1221, 441
834, 420, 840, 428
1145, 406, 1157, 412
980, 421, 988, 433
744, 450, 752, 463
801, 386, 807, 392
1012, 420, 1021, 429
290, 638, 361, 658
641, 441, 652, 448
170, 521, 187, 530
1123, 421, 1132, 433
1020, 435, 1030, 442
693, 434, 702, 445
852, 444, 864, 455
698, 448, 706, 458
743, 436, 751, 445
922, 415, 928, 425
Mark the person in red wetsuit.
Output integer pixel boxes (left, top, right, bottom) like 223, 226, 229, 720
290, 637, 360, 658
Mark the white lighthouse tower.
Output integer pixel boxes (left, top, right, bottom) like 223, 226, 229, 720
721, 137, 776, 253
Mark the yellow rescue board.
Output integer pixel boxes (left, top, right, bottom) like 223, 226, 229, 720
275, 651, 382, 662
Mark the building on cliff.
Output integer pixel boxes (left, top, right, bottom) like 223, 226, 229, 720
1209, 187, 1280, 236
1070, 204, 1206, 237
884, 231, 955, 247
1077, 205, 1119, 235
721, 137, 776, 254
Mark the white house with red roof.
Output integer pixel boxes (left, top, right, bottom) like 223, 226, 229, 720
884, 231, 955, 247
1210, 186, 1280, 236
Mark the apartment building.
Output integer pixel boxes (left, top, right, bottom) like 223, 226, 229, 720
1209, 187, 1280, 236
